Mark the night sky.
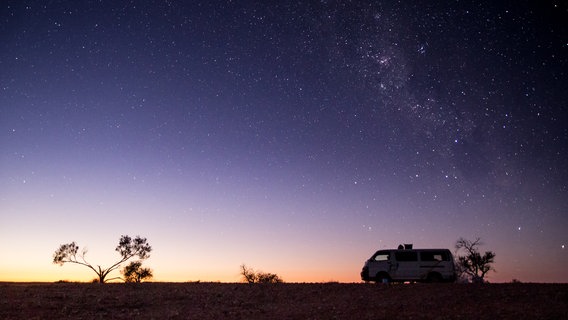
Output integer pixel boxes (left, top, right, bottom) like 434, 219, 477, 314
1, 1, 567, 283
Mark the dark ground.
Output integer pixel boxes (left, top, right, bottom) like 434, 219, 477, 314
1, 282, 567, 319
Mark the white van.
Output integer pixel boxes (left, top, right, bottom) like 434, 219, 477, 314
361, 246, 456, 283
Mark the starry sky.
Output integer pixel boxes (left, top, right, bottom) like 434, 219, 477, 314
1, 1, 567, 283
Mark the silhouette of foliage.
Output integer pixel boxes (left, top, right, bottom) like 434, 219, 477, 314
240, 264, 283, 283
455, 237, 496, 283
256, 272, 283, 284
240, 264, 257, 283
122, 261, 153, 283
53, 235, 152, 284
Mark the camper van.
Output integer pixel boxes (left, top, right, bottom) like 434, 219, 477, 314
361, 245, 456, 283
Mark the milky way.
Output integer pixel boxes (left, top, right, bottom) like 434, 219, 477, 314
1, 1, 566, 282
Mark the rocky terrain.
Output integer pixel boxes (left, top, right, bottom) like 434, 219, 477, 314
1, 282, 566, 319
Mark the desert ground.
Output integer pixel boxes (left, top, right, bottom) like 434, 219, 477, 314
1, 282, 566, 319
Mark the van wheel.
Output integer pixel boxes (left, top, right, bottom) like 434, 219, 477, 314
427, 273, 443, 283
375, 273, 390, 284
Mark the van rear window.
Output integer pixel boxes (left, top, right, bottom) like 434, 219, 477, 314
420, 251, 450, 261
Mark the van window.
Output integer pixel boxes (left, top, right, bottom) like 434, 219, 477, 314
420, 251, 450, 261
374, 253, 389, 261
394, 251, 417, 261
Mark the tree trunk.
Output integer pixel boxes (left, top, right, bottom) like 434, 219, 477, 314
96, 265, 106, 284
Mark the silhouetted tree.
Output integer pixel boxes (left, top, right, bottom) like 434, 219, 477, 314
240, 264, 283, 283
122, 261, 153, 283
455, 237, 495, 283
240, 264, 257, 283
53, 235, 152, 284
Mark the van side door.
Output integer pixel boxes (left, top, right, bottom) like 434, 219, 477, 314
393, 250, 419, 280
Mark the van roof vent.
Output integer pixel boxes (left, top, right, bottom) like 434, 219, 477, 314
398, 244, 413, 250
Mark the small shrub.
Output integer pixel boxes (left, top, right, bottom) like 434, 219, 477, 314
257, 272, 283, 284
122, 261, 153, 283
240, 264, 283, 283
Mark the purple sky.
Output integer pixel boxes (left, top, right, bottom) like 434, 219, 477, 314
1, 1, 567, 283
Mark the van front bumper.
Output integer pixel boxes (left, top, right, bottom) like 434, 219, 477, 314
361, 266, 370, 281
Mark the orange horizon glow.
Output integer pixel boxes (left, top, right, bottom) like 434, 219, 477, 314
0, 264, 362, 284
1, 230, 566, 284
2, 262, 565, 284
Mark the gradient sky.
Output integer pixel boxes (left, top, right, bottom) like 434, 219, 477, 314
1, 1, 567, 283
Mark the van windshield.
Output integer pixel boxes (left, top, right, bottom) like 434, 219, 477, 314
372, 251, 389, 261
374, 254, 389, 261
